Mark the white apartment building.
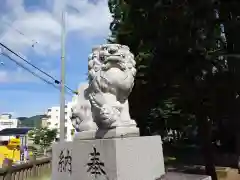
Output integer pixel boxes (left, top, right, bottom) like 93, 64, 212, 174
45, 102, 75, 141
0, 114, 18, 141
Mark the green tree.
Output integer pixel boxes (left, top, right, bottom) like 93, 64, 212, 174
28, 127, 58, 155
108, 0, 229, 179
218, 0, 240, 167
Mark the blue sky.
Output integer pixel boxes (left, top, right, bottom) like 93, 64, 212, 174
0, 0, 111, 117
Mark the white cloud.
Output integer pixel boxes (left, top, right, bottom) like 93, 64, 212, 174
0, 71, 8, 82
0, 68, 37, 83
0, 0, 112, 55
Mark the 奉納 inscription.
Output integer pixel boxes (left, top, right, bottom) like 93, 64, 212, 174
87, 147, 106, 178
58, 149, 72, 175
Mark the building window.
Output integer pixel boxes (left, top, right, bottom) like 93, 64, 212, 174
64, 127, 67, 136
47, 122, 51, 125
0, 122, 13, 125
47, 109, 51, 112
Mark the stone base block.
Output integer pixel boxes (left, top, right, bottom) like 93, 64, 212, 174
52, 136, 165, 180
52, 141, 73, 180
74, 126, 140, 140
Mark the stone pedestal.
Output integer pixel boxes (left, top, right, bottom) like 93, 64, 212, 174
52, 136, 165, 180
74, 126, 140, 140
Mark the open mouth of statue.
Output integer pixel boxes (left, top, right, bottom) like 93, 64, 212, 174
104, 55, 126, 70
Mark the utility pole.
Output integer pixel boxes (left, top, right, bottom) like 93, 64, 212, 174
60, 10, 66, 142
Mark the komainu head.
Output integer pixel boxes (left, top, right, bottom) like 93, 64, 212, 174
87, 44, 136, 98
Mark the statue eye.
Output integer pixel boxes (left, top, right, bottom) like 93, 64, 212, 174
100, 55, 105, 61
121, 54, 125, 58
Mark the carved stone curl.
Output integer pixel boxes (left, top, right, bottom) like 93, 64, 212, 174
70, 44, 138, 138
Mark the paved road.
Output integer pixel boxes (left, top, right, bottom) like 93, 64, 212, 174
160, 172, 211, 180
32, 172, 211, 180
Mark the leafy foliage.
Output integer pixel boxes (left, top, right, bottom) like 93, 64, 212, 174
28, 127, 58, 151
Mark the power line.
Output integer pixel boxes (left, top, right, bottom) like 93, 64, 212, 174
2, 53, 58, 89
1, 20, 77, 94
0, 43, 59, 81
1, 53, 73, 96
0, 43, 78, 95
2, 20, 38, 47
